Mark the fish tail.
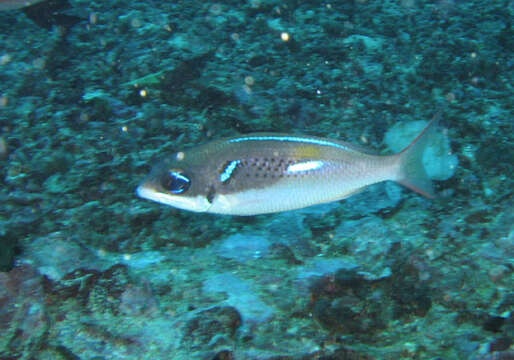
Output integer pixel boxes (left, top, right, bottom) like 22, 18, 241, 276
395, 114, 440, 198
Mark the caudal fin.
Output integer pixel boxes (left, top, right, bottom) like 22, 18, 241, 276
395, 114, 440, 198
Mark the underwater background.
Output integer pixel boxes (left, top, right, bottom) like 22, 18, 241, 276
0, 0, 512, 359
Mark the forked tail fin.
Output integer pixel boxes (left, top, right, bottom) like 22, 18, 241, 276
395, 114, 440, 198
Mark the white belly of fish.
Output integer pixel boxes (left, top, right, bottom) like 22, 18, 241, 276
207, 163, 394, 215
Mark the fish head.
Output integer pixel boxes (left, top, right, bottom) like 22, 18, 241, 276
136, 151, 214, 212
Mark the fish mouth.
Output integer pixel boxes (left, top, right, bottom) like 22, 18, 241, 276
136, 184, 154, 201
136, 184, 181, 207
136, 184, 211, 213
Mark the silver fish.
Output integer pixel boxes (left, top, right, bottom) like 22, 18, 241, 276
137, 118, 439, 215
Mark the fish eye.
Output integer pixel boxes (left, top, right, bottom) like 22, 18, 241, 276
161, 170, 191, 194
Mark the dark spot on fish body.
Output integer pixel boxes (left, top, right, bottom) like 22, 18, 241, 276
216, 156, 320, 195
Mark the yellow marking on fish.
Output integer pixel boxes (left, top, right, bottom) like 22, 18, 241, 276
292, 145, 322, 158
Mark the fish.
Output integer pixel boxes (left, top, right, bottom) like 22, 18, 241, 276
137, 117, 439, 216
0, 0, 83, 29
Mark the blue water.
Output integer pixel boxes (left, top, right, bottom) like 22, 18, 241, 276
0, 1, 512, 359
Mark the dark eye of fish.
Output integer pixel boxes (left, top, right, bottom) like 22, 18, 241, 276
161, 170, 191, 194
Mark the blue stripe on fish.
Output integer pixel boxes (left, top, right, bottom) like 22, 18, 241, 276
220, 160, 241, 182
228, 135, 353, 152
